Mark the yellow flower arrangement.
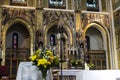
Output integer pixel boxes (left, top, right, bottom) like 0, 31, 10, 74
29, 49, 59, 79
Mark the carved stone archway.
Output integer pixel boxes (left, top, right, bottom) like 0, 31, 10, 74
84, 22, 111, 69
44, 20, 73, 46
1, 18, 34, 65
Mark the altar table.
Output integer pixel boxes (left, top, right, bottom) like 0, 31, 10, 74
16, 62, 53, 80
60, 70, 120, 80
79, 70, 120, 80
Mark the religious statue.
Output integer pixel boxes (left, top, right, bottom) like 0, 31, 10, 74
77, 29, 86, 64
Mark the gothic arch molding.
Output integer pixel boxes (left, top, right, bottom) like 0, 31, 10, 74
1, 18, 34, 65
44, 20, 73, 46
84, 22, 111, 69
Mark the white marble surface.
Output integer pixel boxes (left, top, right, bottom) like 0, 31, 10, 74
16, 62, 52, 80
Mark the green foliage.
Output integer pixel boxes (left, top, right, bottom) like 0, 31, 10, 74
70, 59, 82, 67
87, 63, 95, 70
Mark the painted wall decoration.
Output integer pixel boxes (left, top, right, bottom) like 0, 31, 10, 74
43, 10, 74, 28
81, 13, 110, 29
2, 7, 35, 26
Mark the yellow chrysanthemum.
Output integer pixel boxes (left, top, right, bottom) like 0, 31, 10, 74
47, 61, 51, 65
37, 58, 47, 66
49, 56, 54, 60
30, 49, 59, 70
46, 50, 52, 56
30, 55, 37, 61
35, 49, 41, 55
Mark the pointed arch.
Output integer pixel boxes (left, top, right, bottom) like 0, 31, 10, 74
84, 22, 111, 69
44, 20, 73, 46
1, 18, 34, 65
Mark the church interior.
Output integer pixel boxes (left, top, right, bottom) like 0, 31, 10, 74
0, 0, 120, 80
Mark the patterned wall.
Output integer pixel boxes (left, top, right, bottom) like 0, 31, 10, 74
2, 6, 35, 26
43, 10, 74, 28
81, 13, 110, 30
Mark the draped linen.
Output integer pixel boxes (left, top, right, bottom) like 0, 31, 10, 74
16, 62, 53, 80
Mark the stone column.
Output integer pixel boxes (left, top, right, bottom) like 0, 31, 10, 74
0, 4, 3, 65
36, 6, 43, 48
75, 10, 81, 33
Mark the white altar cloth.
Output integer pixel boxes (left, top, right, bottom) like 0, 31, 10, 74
16, 62, 52, 80
79, 70, 120, 80
60, 70, 120, 80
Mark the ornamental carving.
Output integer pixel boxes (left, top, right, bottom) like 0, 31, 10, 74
81, 13, 110, 29
43, 10, 74, 28
2, 7, 35, 26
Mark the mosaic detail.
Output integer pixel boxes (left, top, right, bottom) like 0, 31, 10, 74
43, 10, 74, 28
81, 13, 110, 29
2, 7, 35, 26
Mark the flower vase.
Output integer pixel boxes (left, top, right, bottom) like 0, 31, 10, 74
41, 69, 47, 80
